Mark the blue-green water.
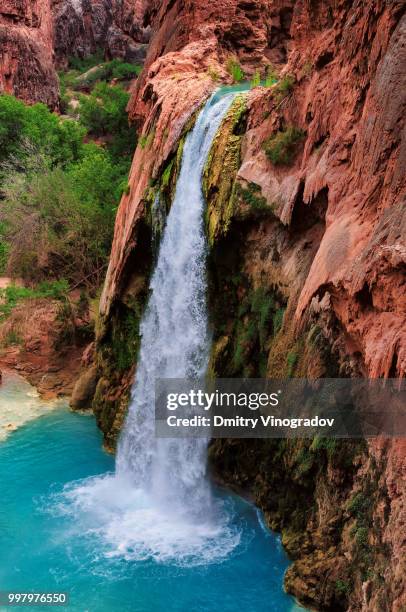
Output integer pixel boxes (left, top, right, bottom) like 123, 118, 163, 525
0, 404, 303, 611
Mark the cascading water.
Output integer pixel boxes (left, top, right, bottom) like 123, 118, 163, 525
115, 93, 230, 501
60, 92, 242, 565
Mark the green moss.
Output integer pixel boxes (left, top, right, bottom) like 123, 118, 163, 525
272, 308, 285, 336
161, 159, 174, 188
286, 350, 298, 377
203, 95, 248, 245
264, 126, 306, 165
250, 69, 261, 88
139, 128, 155, 151
274, 74, 295, 100
335, 580, 351, 596
139, 134, 148, 149
234, 182, 269, 210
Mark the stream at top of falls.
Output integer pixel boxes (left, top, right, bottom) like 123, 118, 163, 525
0, 89, 306, 611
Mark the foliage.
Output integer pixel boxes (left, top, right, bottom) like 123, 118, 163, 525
355, 526, 369, 547
274, 74, 295, 100
0, 94, 85, 167
265, 64, 279, 87
347, 493, 369, 517
0, 147, 118, 286
236, 182, 268, 210
286, 351, 298, 377
1, 330, 23, 347
110, 60, 142, 80
0, 78, 134, 288
263, 126, 306, 165
62, 54, 142, 92
109, 306, 144, 372
0, 280, 69, 320
250, 69, 261, 88
272, 308, 285, 336
310, 435, 337, 459
231, 287, 283, 376
78, 82, 136, 159
226, 57, 244, 83
335, 580, 351, 596
68, 50, 105, 72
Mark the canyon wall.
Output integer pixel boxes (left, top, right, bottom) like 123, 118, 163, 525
0, 0, 59, 106
0, 0, 150, 105
92, 1, 406, 610
52, 0, 151, 67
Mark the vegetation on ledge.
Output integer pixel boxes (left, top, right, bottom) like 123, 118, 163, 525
263, 126, 306, 165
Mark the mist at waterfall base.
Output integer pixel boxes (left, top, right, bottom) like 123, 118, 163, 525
0, 91, 302, 611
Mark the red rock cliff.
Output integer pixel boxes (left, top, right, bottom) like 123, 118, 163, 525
95, 1, 406, 610
0, 0, 151, 105
0, 0, 59, 106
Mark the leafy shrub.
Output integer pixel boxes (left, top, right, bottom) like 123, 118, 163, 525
0, 147, 119, 286
274, 74, 295, 99
250, 69, 261, 88
347, 493, 369, 517
68, 50, 105, 72
0, 281, 69, 320
263, 126, 306, 165
226, 57, 244, 83
78, 82, 136, 158
355, 526, 369, 547
335, 580, 351, 596
265, 64, 279, 87
110, 61, 142, 80
0, 94, 85, 166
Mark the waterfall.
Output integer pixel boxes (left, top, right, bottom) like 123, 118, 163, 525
115, 93, 235, 509
61, 92, 241, 566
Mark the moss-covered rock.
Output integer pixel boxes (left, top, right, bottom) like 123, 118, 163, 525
203, 94, 247, 245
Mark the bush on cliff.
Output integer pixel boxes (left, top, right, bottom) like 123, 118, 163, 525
264, 126, 306, 165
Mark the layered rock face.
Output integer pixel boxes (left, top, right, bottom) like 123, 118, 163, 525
0, 0, 59, 106
93, 1, 405, 610
0, 0, 150, 105
52, 0, 151, 67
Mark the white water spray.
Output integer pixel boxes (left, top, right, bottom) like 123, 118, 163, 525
116, 92, 237, 507
61, 92, 242, 565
